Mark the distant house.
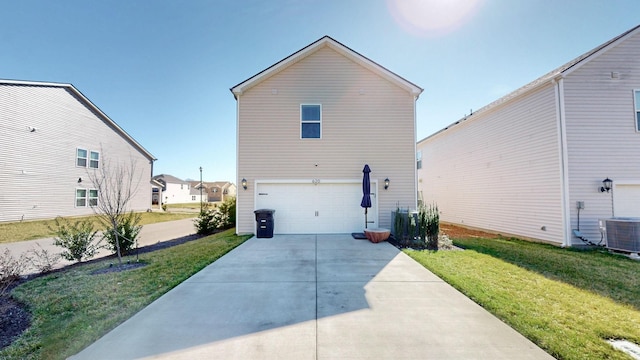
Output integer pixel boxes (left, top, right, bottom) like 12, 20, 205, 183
231, 36, 422, 235
0, 79, 156, 222
152, 174, 202, 204
417, 25, 640, 246
189, 181, 237, 203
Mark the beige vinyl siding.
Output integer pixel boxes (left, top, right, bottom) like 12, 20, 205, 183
418, 83, 564, 244
237, 46, 416, 234
562, 31, 640, 244
0, 84, 152, 222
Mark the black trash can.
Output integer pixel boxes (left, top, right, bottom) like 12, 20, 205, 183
254, 209, 275, 238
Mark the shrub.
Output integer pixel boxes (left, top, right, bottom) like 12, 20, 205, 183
102, 211, 142, 256
423, 203, 440, 250
194, 197, 236, 235
220, 197, 236, 228
0, 248, 28, 297
194, 204, 217, 235
28, 243, 60, 274
50, 217, 102, 263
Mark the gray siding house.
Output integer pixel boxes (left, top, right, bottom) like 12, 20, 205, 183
417, 25, 640, 246
0, 79, 156, 222
231, 36, 422, 235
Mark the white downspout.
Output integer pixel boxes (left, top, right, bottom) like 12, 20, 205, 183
413, 95, 419, 210
235, 96, 241, 235
554, 77, 572, 247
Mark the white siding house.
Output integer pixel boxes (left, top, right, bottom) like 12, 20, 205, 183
0, 79, 156, 222
418, 25, 640, 246
152, 174, 200, 204
231, 36, 422, 235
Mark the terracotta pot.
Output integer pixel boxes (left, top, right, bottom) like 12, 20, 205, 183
364, 228, 390, 243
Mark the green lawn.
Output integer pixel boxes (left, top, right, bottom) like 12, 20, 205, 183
1, 229, 251, 360
0, 212, 196, 244
407, 236, 640, 360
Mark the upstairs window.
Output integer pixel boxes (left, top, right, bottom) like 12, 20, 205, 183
634, 90, 640, 131
77, 148, 100, 168
417, 151, 423, 170
76, 149, 88, 167
89, 151, 100, 169
301, 104, 321, 139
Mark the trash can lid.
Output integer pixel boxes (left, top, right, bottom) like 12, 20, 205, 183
254, 209, 276, 214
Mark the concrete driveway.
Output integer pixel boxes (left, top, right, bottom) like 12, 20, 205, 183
71, 234, 553, 360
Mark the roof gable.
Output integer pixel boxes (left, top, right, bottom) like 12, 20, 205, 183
420, 24, 640, 143
230, 36, 423, 99
0, 79, 156, 161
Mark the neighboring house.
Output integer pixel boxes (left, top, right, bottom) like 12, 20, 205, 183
0, 79, 156, 222
231, 36, 422, 235
152, 174, 198, 204
189, 181, 237, 202
417, 25, 640, 247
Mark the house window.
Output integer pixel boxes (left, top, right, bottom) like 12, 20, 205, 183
301, 104, 321, 139
416, 151, 422, 170
634, 90, 640, 131
89, 151, 100, 169
76, 149, 88, 167
76, 189, 87, 207
191, 195, 196, 201
89, 189, 99, 207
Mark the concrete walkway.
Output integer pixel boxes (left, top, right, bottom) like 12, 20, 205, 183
0, 218, 196, 275
71, 234, 554, 360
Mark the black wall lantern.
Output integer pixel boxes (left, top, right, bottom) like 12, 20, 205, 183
600, 177, 613, 193
241, 178, 247, 190
384, 178, 390, 190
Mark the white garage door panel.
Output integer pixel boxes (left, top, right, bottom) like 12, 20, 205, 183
614, 184, 640, 217
255, 182, 377, 234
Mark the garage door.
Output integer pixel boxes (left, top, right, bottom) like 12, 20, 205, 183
255, 182, 378, 234
613, 184, 640, 217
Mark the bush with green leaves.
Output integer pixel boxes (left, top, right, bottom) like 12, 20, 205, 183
102, 211, 142, 256
194, 197, 236, 235
422, 203, 440, 250
194, 204, 218, 235
50, 217, 101, 263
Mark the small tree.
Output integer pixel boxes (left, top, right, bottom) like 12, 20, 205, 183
87, 156, 143, 265
49, 217, 101, 263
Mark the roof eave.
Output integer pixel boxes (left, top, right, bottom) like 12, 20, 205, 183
230, 36, 423, 99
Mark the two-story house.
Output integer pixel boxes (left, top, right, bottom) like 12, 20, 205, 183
0, 79, 156, 222
231, 36, 422, 235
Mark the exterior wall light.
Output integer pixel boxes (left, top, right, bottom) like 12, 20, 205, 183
242, 178, 247, 190
600, 177, 613, 193
384, 178, 390, 190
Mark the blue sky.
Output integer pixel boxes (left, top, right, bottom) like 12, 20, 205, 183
2, 0, 639, 182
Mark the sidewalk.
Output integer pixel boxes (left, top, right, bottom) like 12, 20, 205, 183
71, 234, 554, 360
0, 218, 196, 275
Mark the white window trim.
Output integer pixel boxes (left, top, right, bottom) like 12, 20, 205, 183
75, 188, 88, 207
76, 148, 100, 168
88, 189, 99, 207
633, 89, 640, 132
300, 104, 322, 139
89, 150, 100, 169
76, 148, 88, 168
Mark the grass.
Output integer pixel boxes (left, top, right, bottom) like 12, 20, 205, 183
406, 235, 640, 360
0, 212, 197, 244
1, 228, 251, 360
